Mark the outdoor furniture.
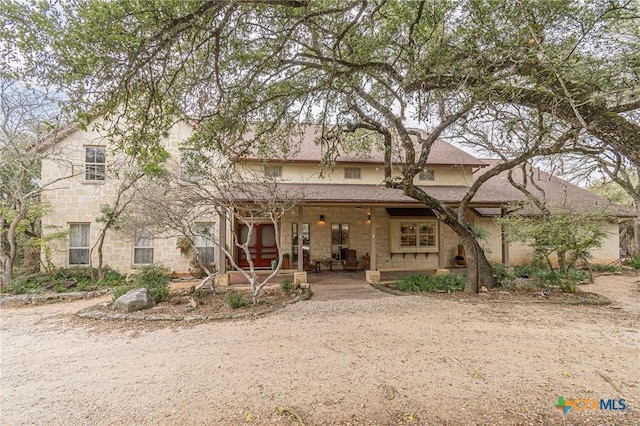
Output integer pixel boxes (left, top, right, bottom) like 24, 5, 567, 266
342, 249, 358, 272
313, 257, 335, 272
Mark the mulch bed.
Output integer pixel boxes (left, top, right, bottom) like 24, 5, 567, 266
82, 287, 301, 321
378, 283, 612, 305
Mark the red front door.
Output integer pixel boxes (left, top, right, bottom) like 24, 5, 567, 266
237, 223, 278, 268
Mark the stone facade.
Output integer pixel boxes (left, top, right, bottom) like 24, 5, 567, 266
39, 120, 626, 275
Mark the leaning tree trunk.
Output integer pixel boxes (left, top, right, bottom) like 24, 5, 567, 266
459, 233, 495, 294
403, 185, 497, 294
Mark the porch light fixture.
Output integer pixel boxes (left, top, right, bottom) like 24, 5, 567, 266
319, 215, 325, 223
367, 213, 371, 221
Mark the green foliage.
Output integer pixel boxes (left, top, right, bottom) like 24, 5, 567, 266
111, 285, 134, 302
280, 278, 293, 293
590, 178, 637, 207
395, 273, 465, 293
5, 267, 125, 294
512, 264, 586, 292
627, 256, 640, 270
226, 292, 249, 309
590, 263, 622, 273
491, 263, 514, 288
132, 264, 170, 303
497, 211, 610, 272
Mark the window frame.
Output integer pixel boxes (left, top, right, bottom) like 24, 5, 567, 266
180, 149, 200, 181
69, 223, 90, 265
263, 165, 283, 178
84, 146, 106, 181
194, 222, 216, 264
418, 168, 435, 181
133, 229, 154, 265
344, 167, 361, 180
291, 223, 310, 262
389, 218, 438, 253
331, 223, 350, 260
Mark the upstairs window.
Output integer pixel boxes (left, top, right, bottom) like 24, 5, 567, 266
264, 165, 282, 178
85, 146, 106, 181
69, 223, 90, 265
419, 169, 435, 181
180, 149, 200, 181
133, 230, 154, 265
344, 167, 361, 179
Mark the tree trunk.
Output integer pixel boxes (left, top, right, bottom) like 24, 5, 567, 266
401, 184, 497, 293
461, 234, 495, 294
2, 258, 14, 284
633, 217, 640, 257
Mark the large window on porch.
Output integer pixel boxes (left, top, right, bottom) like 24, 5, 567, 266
331, 223, 349, 260
389, 219, 438, 253
291, 223, 310, 263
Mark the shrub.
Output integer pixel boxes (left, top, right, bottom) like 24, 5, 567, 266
491, 263, 514, 288
112, 285, 134, 302
280, 278, 293, 293
395, 273, 465, 292
566, 268, 589, 282
513, 265, 546, 279
97, 269, 127, 287
226, 292, 249, 309
132, 264, 170, 303
5, 267, 126, 295
627, 256, 640, 270
590, 263, 622, 273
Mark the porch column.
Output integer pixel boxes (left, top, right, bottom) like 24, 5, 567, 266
369, 207, 377, 271
217, 210, 227, 275
438, 219, 445, 268
297, 205, 304, 272
501, 207, 510, 266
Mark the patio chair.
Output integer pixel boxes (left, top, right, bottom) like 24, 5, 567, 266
342, 249, 358, 272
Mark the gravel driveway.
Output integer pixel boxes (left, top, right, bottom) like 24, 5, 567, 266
1, 274, 638, 425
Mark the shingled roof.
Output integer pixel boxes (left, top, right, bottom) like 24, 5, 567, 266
242, 124, 489, 167
271, 178, 635, 217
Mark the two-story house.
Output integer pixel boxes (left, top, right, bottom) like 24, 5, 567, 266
40, 121, 634, 281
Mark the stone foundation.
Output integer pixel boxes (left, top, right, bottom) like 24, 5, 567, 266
365, 270, 381, 283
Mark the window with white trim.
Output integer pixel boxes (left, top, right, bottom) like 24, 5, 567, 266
419, 168, 435, 181
133, 230, 154, 265
389, 219, 438, 253
69, 223, 90, 265
344, 167, 361, 179
85, 146, 106, 181
194, 222, 215, 264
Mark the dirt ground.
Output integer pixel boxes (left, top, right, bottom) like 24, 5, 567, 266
1, 274, 638, 425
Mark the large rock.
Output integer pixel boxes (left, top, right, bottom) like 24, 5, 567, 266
114, 288, 155, 313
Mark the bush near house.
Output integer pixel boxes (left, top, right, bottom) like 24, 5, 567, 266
226, 292, 250, 309
395, 274, 465, 292
131, 264, 170, 303
627, 256, 640, 270
2, 267, 126, 295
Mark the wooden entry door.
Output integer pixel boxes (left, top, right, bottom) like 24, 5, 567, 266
237, 223, 278, 268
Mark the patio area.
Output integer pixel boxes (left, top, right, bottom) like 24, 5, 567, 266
220, 267, 467, 301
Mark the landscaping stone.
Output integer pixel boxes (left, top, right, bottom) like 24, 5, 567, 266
479, 286, 489, 293
113, 288, 155, 313
434, 269, 450, 276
